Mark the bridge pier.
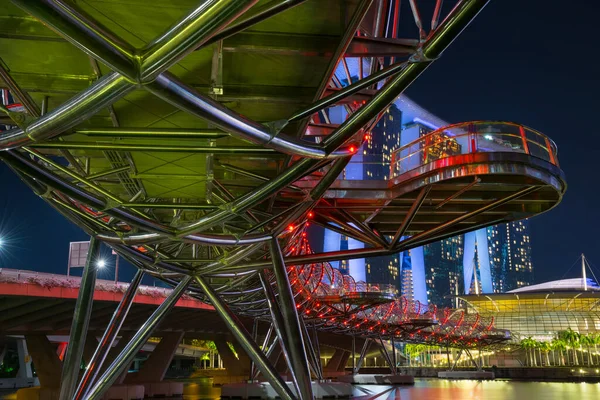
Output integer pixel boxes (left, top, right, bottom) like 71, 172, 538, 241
324, 349, 350, 374
16, 338, 33, 380
24, 335, 61, 387
124, 332, 184, 397
214, 338, 249, 377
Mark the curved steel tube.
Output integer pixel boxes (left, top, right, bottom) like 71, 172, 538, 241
0, 73, 133, 150
148, 73, 347, 159
139, 0, 257, 82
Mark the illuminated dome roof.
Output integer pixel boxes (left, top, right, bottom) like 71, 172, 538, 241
508, 278, 600, 293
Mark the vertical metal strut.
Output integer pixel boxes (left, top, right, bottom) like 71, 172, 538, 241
59, 237, 101, 400
75, 269, 144, 400
269, 238, 314, 399
86, 276, 192, 400
194, 275, 295, 400
259, 272, 298, 393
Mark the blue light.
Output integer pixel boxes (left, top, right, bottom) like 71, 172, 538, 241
413, 117, 440, 131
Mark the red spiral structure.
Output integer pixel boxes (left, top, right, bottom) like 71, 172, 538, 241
276, 224, 509, 348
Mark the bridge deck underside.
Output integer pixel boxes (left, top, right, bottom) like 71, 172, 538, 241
0, 0, 364, 203
0, 294, 232, 337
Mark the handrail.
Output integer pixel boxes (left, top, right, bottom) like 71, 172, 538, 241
390, 121, 559, 178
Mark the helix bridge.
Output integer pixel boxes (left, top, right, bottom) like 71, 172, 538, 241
281, 230, 509, 349
0, 0, 566, 398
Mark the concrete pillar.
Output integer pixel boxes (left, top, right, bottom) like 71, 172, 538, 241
337, 351, 350, 372
214, 338, 248, 376
24, 335, 62, 387
16, 338, 33, 379
324, 349, 350, 372
126, 332, 184, 383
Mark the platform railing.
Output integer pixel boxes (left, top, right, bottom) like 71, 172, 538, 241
391, 121, 559, 178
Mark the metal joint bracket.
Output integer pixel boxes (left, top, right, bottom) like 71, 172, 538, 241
41, 186, 54, 199
102, 198, 121, 211
264, 120, 288, 146
409, 46, 438, 63
218, 202, 234, 213
6, 111, 35, 130
210, 86, 224, 96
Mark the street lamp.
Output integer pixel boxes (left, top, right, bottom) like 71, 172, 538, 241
68, 241, 120, 282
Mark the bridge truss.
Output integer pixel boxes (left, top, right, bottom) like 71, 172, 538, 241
0, 0, 565, 399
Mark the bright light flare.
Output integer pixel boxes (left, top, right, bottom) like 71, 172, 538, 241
97, 259, 106, 268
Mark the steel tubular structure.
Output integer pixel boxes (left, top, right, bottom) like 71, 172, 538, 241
0, 0, 566, 398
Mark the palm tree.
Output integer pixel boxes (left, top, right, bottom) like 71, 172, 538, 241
521, 338, 537, 366
559, 329, 581, 365
551, 338, 567, 366
539, 341, 552, 366
580, 334, 595, 366
592, 333, 600, 366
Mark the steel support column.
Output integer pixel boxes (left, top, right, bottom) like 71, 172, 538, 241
59, 237, 101, 400
194, 275, 295, 400
258, 272, 298, 392
86, 276, 192, 400
299, 317, 323, 380
268, 238, 314, 399
75, 269, 144, 400
354, 338, 371, 374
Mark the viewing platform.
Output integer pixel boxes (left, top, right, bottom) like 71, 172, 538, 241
301, 121, 565, 249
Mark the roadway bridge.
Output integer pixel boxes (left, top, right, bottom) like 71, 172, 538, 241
0, 0, 565, 398
0, 268, 397, 390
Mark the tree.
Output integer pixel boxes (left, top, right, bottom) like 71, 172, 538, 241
580, 334, 595, 367
559, 329, 581, 365
592, 333, 600, 366
520, 338, 537, 366
538, 341, 551, 366
551, 338, 567, 366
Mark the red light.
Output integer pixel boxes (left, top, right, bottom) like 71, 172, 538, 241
308, 211, 314, 218
288, 225, 294, 232
364, 134, 370, 141
349, 146, 356, 153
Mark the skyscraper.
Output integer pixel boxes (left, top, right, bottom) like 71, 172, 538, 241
488, 220, 534, 293
423, 235, 464, 307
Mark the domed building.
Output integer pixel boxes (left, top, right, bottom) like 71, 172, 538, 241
457, 277, 600, 341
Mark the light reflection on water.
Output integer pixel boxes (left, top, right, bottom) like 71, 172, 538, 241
183, 379, 600, 400
2, 379, 599, 399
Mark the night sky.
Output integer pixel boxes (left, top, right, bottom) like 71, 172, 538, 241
1, 1, 598, 284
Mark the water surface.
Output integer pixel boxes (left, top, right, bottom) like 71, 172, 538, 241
3, 379, 599, 399
184, 379, 600, 399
